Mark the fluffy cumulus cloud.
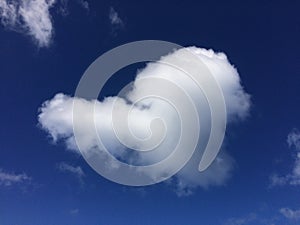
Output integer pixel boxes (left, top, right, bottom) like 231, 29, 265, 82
270, 129, 300, 186
38, 47, 250, 193
0, 169, 31, 187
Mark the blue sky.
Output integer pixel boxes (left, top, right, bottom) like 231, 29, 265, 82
0, 0, 299, 225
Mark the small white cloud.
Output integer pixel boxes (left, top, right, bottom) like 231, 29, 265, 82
287, 129, 300, 150
109, 7, 123, 25
70, 208, 79, 215
0, 169, 31, 187
0, 0, 56, 47
57, 162, 85, 179
58, 0, 89, 15
224, 213, 257, 225
280, 207, 300, 220
270, 129, 300, 187
0, 0, 90, 46
78, 0, 88, 10
109, 7, 123, 35
58, 0, 68, 16
269, 174, 288, 186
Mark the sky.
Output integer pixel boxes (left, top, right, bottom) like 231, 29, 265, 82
0, 0, 299, 225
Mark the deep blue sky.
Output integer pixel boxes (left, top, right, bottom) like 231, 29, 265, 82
0, 0, 299, 224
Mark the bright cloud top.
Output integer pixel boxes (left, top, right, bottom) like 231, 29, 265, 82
38, 46, 250, 192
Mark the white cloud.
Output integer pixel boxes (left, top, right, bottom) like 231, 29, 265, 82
70, 208, 79, 215
109, 7, 122, 25
280, 208, 300, 220
78, 0, 88, 11
0, 169, 31, 186
0, 0, 89, 46
38, 47, 250, 192
224, 213, 257, 225
57, 0, 68, 16
57, 162, 85, 179
269, 174, 288, 186
270, 129, 300, 187
109, 7, 123, 34
0, 0, 17, 26
287, 129, 300, 150
0, 0, 56, 47
58, 0, 89, 16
